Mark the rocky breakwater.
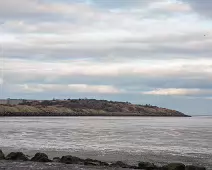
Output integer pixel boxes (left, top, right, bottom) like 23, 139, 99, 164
0, 149, 206, 170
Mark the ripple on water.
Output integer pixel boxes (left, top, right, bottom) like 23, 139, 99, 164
0, 116, 211, 168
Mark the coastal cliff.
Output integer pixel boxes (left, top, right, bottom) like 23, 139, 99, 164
0, 99, 189, 117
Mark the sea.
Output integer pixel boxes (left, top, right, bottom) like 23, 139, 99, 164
0, 116, 211, 169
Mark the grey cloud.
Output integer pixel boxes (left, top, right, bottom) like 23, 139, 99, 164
4, 68, 212, 95
91, 0, 156, 8
1, 0, 212, 115
0, 12, 61, 22
3, 37, 212, 61
2, 17, 211, 61
181, 0, 212, 17
0, 1, 47, 21
0, 0, 85, 22
1, 0, 211, 61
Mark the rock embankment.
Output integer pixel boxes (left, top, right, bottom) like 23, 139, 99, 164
0, 99, 190, 117
0, 149, 206, 170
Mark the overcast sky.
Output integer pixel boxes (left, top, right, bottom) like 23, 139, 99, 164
0, 0, 212, 115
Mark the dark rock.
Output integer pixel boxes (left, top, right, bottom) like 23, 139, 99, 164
129, 165, 140, 169
60, 155, 84, 164
84, 161, 100, 166
110, 161, 131, 168
138, 162, 157, 170
53, 157, 61, 162
5, 152, 29, 161
31, 153, 52, 162
0, 150, 5, 160
162, 163, 185, 170
185, 165, 206, 170
84, 158, 109, 166
98, 161, 109, 166
26, 155, 30, 158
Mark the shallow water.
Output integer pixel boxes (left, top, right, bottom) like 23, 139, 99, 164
0, 116, 211, 169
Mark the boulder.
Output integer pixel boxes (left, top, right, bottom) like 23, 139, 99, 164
31, 153, 52, 162
185, 165, 206, 170
84, 158, 109, 166
84, 161, 100, 166
162, 163, 185, 170
130, 165, 140, 169
110, 161, 131, 168
0, 150, 5, 160
5, 152, 29, 161
138, 161, 157, 170
60, 155, 84, 164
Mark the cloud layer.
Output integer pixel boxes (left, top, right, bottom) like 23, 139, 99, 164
0, 0, 212, 114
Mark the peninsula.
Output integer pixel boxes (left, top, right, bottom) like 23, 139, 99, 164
0, 99, 190, 117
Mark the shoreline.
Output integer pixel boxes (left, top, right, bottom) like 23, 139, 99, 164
0, 114, 191, 117
0, 149, 206, 170
0, 109, 191, 117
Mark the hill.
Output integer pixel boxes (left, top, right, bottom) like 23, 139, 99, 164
0, 99, 190, 117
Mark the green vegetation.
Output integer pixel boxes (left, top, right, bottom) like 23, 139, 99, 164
0, 99, 189, 117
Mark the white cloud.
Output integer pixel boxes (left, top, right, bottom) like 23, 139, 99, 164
17, 84, 121, 94
1, 14, 211, 62
0, 78, 3, 85
19, 84, 44, 93
3, 58, 212, 79
149, 0, 191, 13
143, 88, 212, 96
0, 0, 210, 67
68, 84, 121, 94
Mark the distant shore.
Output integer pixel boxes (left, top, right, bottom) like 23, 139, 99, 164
0, 99, 190, 117
0, 110, 191, 117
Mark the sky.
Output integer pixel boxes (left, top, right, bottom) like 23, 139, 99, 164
0, 0, 212, 115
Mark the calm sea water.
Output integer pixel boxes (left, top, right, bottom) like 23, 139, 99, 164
0, 116, 211, 169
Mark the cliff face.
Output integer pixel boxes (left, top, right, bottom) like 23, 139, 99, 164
0, 99, 190, 117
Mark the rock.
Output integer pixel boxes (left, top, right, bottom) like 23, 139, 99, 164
110, 161, 131, 168
84, 161, 100, 166
26, 155, 30, 158
53, 157, 61, 162
60, 155, 84, 164
0, 150, 5, 160
31, 153, 52, 162
5, 152, 29, 161
162, 163, 185, 170
130, 165, 140, 169
138, 162, 157, 170
185, 165, 206, 170
84, 158, 109, 166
